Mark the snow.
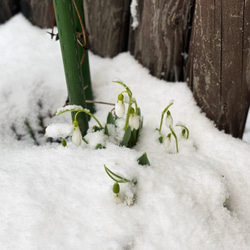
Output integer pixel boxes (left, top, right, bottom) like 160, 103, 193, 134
1, 14, 250, 250
56, 105, 88, 115
130, 0, 139, 30
45, 123, 73, 138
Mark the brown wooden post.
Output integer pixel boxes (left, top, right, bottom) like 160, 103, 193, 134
83, 0, 131, 57
129, 0, 194, 82
0, 0, 19, 24
20, 0, 53, 28
186, 0, 250, 138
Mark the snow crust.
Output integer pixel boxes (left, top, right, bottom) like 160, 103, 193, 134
1, 14, 250, 250
130, 0, 139, 30
45, 123, 73, 138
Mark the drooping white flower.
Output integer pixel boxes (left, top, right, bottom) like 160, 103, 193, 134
115, 94, 125, 118
129, 107, 140, 130
72, 126, 82, 146
166, 111, 173, 128
164, 134, 171, 148
115, 101, 125, 117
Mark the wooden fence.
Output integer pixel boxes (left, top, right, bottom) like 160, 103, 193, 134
1, 0, 249, 138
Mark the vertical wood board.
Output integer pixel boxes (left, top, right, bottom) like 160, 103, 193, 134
0, 0, 19, 24
129, 0, 194, 82
20, 0, 53, 28
187, 0, 250, 138
83, 0, 130, 57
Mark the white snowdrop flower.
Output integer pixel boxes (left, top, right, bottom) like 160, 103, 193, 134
164, 134, 171, 148
166, 111, 173, 128
115, 94, 125, 118
72, 126, 82, 146
129, 114, 140, 130
179, 129, 186, 140
115, 101, 125, 118
129, 108, 140, 130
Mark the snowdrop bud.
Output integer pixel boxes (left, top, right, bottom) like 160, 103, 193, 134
164, 134, 171, 148
62, 138, 67, 147
181, 129, 186, 138
129, 108, 140, 130
115, 94, 125, 118
166, 111, 173, 128
113, 182, 120, 194
72, 126, 82, 146
118, 93, 124, 101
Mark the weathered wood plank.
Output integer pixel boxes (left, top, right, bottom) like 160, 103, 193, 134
0, 0, 19, 24
20, 0, 53, 28
186, 0, 250, 138
83, 0, 131, 57
187, 0, 222, 120
242, 0, 250, 134
129, 0, 194, 82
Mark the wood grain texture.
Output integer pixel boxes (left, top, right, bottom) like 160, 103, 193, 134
20, 0, 53, 28
187, 0, 250, 138
129, 0, 194, 82
83, 0, 130, 57
0, 0, 19, 24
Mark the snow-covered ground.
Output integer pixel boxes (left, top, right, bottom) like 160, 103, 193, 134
1, 14, 250, 250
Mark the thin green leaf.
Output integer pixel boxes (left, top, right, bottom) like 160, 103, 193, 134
129, 128, 138, 147
92, 125, 102, 132
158, 136, 163, 143
104, 124, 109, 136
137, 152, 150, 166
121, 126, 131, 147
106, 112, 116, 125
137, 107, 141, 116
104, 165, 130, 183
95, 143, 104, 149
56, 105, 86, 116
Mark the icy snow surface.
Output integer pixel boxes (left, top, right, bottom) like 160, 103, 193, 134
130, 0, 139, 30
1, 14, 250, 250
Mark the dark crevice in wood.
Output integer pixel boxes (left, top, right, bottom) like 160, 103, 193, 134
0, 0, 20, 24
219, 0, 223, 108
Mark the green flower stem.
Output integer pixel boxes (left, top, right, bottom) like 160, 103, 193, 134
132, 99, 138, 114
82, 137, 89, 144
158, 102, 174, 133
75, 110, 103, 129
124, 101, 133, 130
169, 126, 179, 153
53, 0, 88, 135
176, 124, 189, 139
113, 80, 132, 97
104, 165, 130, 183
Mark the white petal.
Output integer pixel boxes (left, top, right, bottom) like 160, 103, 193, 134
166, 114, 173, 128
45, 123, 73, 138
129, 114, 140, 130
164, 136, 171, 148
115, 101, 125, 118
72, 127, 82, 146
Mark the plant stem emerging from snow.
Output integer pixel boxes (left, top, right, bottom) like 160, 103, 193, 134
158, 102, 173, 133
113, 80, 137, 131
169, 126, 179, 153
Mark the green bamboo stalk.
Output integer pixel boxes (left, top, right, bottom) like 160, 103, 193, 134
71, 0, 95, 113
53, 0, 88, 135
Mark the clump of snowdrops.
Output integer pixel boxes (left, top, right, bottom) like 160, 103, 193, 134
45, 80, 143, 149
156, 102, 189, 153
